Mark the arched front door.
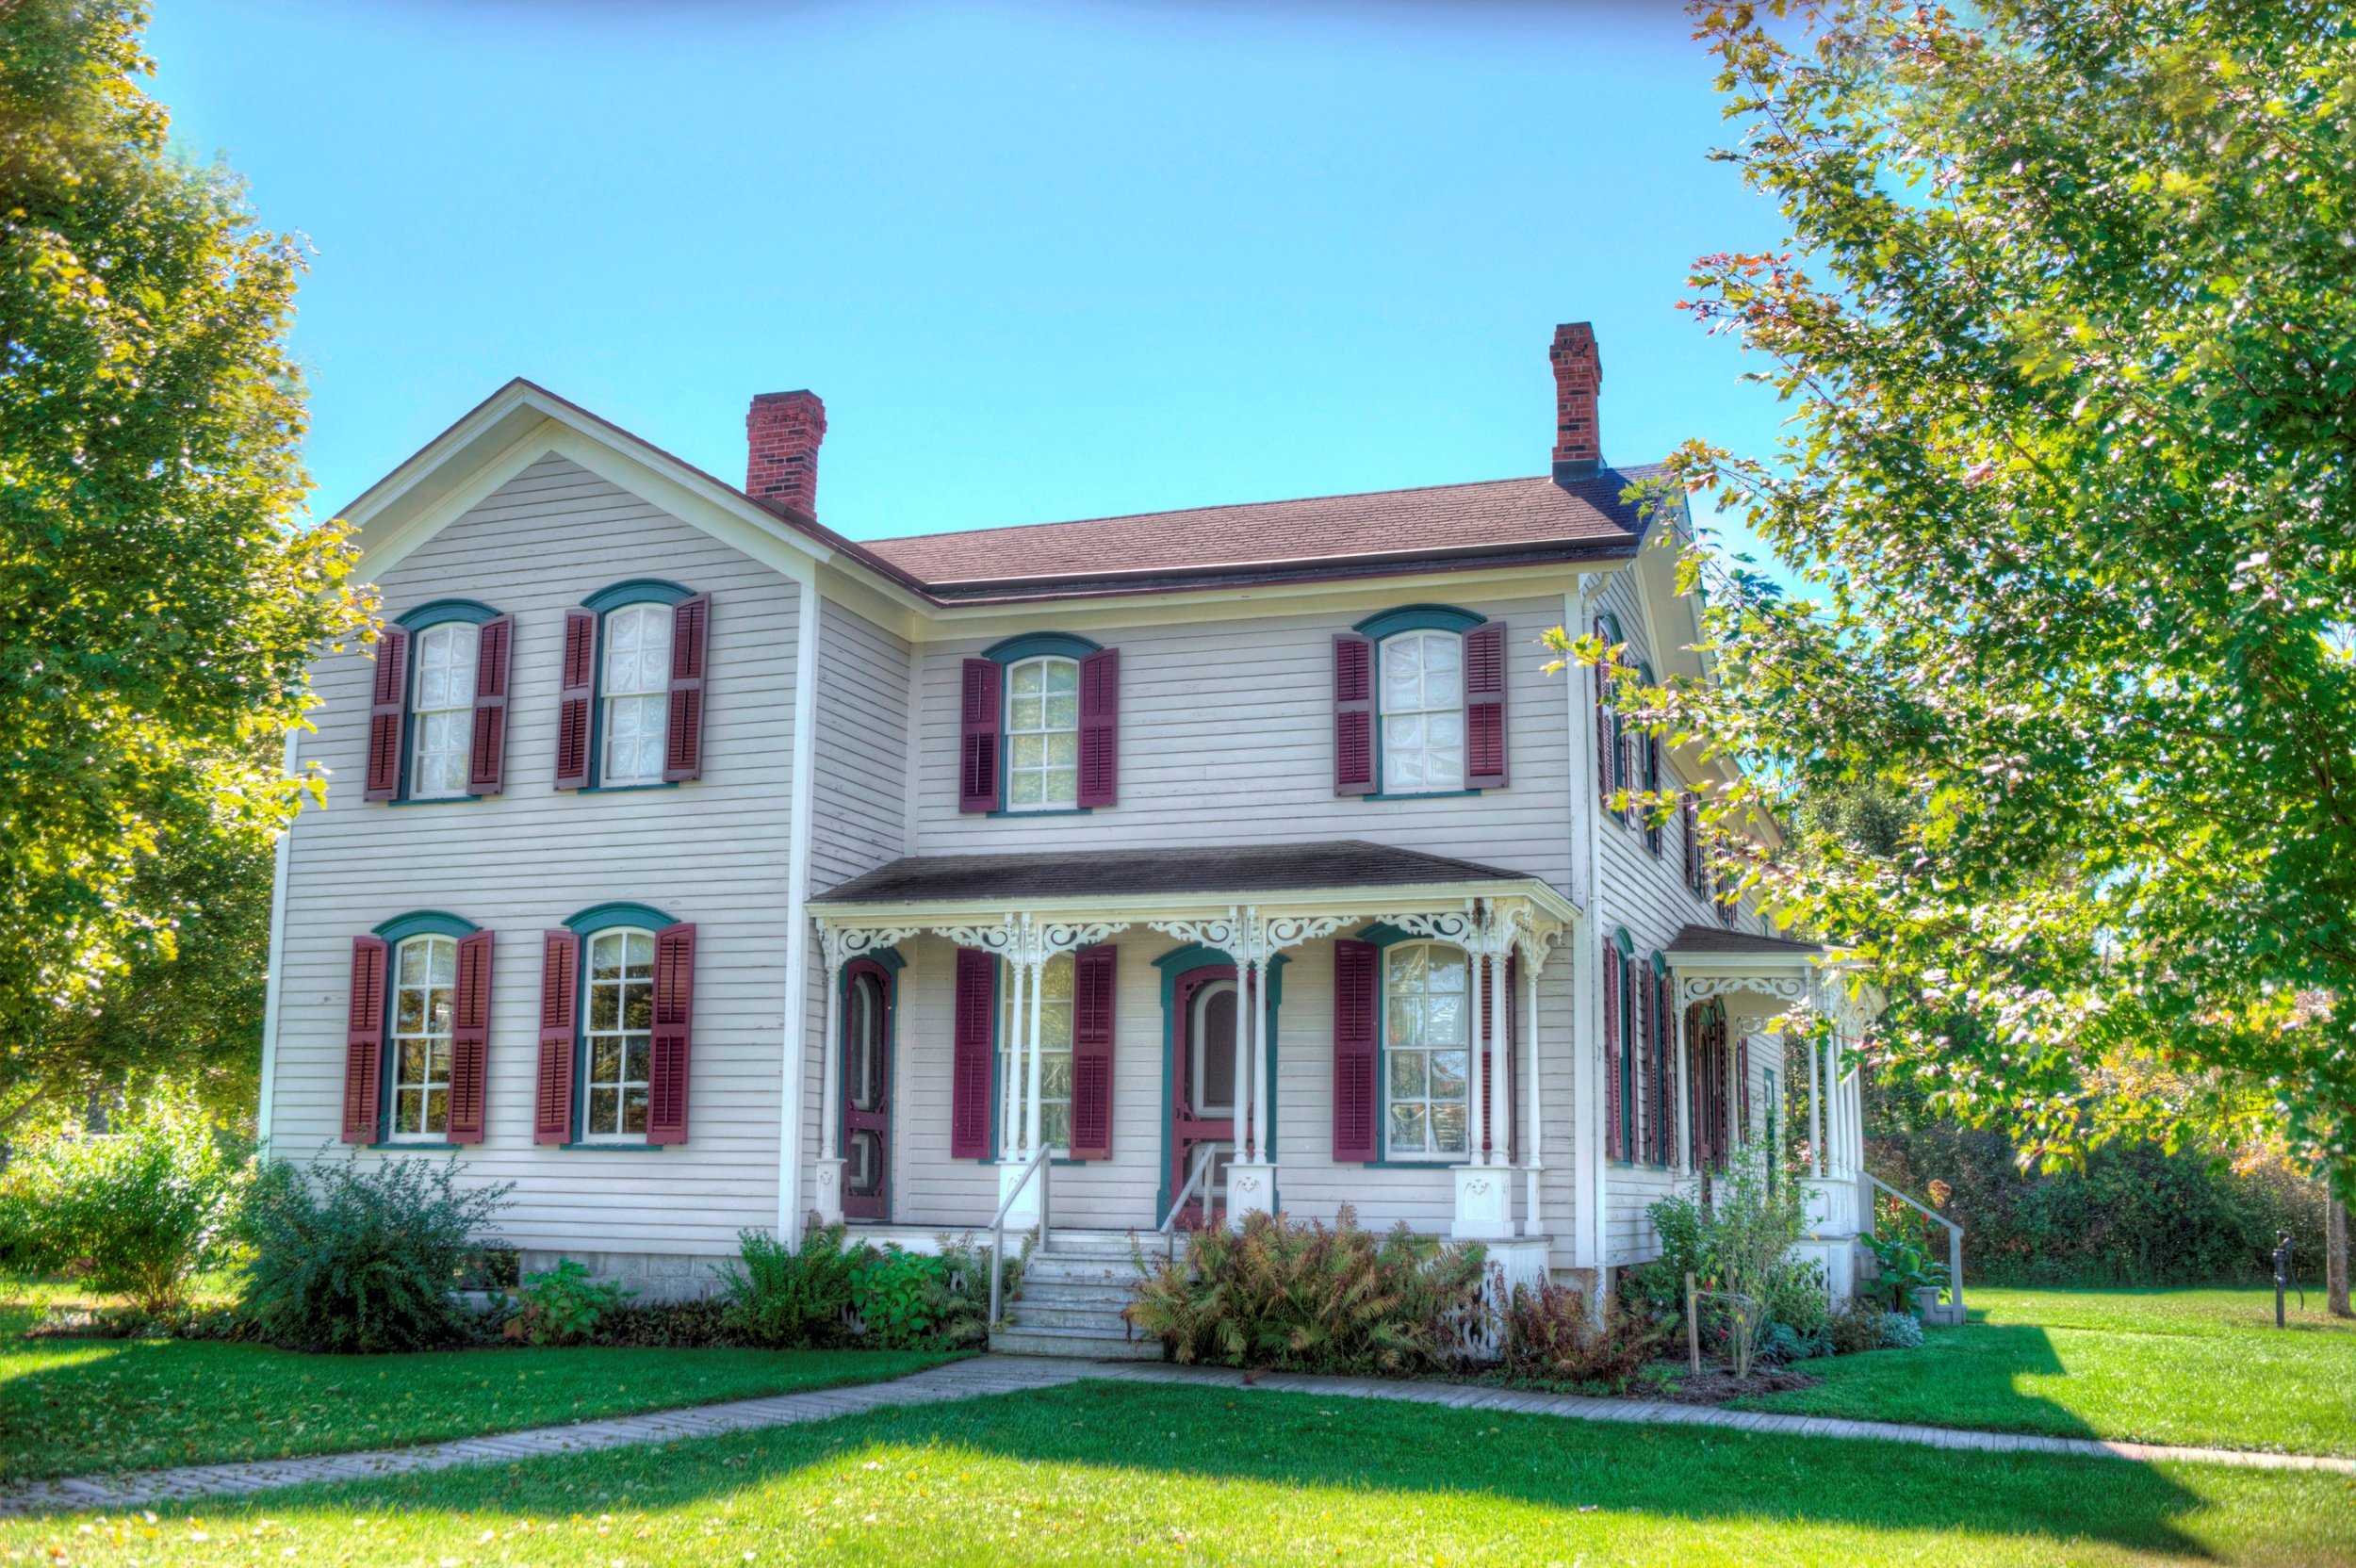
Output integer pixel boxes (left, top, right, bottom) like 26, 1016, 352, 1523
1170, 965, 1239, 1226
842, 963, 892, 1221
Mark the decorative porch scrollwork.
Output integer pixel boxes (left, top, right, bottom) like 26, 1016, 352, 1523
816, 923, 917, 975
1674, 972, 1809, 1008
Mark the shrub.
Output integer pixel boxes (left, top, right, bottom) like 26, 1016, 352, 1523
586, 1298, 734, 1348
1500, 1279, 1664, 1392
1878, 1310, 1924, 1349
1863, 1228, 1951, 1315
851, 1235, 1007, 1350
1126, 1207, 1486, 1376
509, 1257, 630, 1346
1827, 1298, 1886, 1355
0, 1096, 247, 1314
718, 1224, 871, 1348
237, 1155, 512, 1353
1644, 1140, 1808, 1378
1759, 1259, 1832, 1359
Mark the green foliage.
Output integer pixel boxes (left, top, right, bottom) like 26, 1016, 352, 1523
0, 1093, 245, 1312
717, 1224, 870, 1349
1759, 1258, 1833, 1359
1875, 1124, 2328, 1287
1879, 1311, 1925, 1350
1579, 0, 2356, 1199
1643, 1141, 1809, 1375
236, 1156, 511, 1353
0, 0, 371, 1110
1124, 1207, 1487, 1376
1826, 1299, 1889, 1356
1863, 1230, 1952, 1316
509, 1257, 630, 1348
1498, 1279, 1665, 1392
848, 1236, 1006, 1351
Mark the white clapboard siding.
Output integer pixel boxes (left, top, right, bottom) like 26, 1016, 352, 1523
270, 454, 800, 1259
908, 595, 1577, 891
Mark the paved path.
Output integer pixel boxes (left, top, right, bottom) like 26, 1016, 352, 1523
6, 1355, 2348, 1515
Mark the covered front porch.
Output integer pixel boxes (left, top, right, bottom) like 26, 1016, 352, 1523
804, 841, 1581, 1289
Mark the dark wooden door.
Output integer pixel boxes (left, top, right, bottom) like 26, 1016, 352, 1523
1170, 966, 1238, 1226
843, 964, 892, 1221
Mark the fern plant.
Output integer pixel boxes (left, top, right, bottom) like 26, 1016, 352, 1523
717, 1223, 872, 1348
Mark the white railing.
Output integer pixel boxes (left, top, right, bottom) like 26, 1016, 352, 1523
1867, 1173, 1964, 1318
1153, 1143, 1227, 1259
987, 1146, 1052, 1327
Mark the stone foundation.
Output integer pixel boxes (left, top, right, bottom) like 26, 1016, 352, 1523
519, 1250, 729, 1302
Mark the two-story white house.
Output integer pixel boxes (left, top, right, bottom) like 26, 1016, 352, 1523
258, 321, 1880, 1350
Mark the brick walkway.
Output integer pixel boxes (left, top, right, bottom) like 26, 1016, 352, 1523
5, 1354, 2348, 1515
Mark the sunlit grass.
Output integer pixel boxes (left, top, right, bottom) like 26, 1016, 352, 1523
7, 1382, 2350, 1567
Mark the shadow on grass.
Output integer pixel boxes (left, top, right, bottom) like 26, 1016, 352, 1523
85, 1380, 2233, 1561
1734, 1321, 2109, 1442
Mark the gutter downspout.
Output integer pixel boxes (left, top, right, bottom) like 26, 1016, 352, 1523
777, 570, 823, 1244
254, 727, 303, 1154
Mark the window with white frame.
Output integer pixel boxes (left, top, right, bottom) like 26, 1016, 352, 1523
1004, 655, 1079, 810
389, 934, 456, 1139
1383, 942, 1469, 1157
582, 927, 656, 1140
408, 623, 480, 799
1380, 632, 1465, 792
1004, 951, 1074, 1150
601, 604, 673, 786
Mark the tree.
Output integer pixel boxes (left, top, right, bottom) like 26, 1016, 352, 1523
0, 0, 368, 1126
1591, 0, 2356, 1224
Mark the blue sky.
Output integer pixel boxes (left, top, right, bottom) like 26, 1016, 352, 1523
150, 1, 1791, 555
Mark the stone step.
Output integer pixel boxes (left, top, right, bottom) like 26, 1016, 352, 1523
1020, 1255, 1148, 1287
989, 1324, 1164, 1360
1008, 1298, 1137, 1331
1015, 1282, 1137, 1310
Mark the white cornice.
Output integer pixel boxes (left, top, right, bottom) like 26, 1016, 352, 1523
807, 877, 1582, 932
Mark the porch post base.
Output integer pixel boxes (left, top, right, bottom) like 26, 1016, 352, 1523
997, 1159, 1042, 1232
811, 1159, 845, 1227
1225, 1162, 1276, 1228
1794, 1177, 1866, 1304
1450, 1164, 1515, 1241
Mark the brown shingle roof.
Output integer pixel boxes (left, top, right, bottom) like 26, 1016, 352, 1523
858, 466, 1664, 601
1664, 923, 1823, 956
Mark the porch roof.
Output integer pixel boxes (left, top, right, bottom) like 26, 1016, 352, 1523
816, 840, 1536, 906
1663, 923, 1821, 956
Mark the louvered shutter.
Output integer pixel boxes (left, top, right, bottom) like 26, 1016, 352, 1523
465, 615, 513, 795
1653, 973, 1674, 1168
950, 949, 996, 1157
447, 929, 495, 1143
957, 659, 1002, 813
1464, 619, 1508, 789
1602, 946, 1623, 1162
663, 594, 710, 782
1738, 1032, 1752, 1144
555, 610, 597, 791
1634, 962, 1654, 1164
646, 923, 696, 1145
1069, 944, 1117, 1159
342, 937, 387, 1142
1333, 938, 1379, 1161
533, 930, 579, 1145
1076, 648, 1120, 808
366, 628, 409, 802
1594, 666, 1615, 808
1333, 633, 1376, 795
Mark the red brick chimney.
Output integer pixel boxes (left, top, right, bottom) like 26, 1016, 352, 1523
1549, 322, 1603, 482
745, 390, 826, 516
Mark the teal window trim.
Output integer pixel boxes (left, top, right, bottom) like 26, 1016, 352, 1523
372, 909, 480, 943
985, 805, 1092, 818
1359, 789, 1482, 802
395, 598, 501, 630
577, 781, 681, 795
1594, 610, 1625, 645
1150, 943, 1284, 1217
563, 901, 678, 934
1352, 603, 1485, 640
366, 1141, 462, 1152
385, 795, 488, 808
583, 579, 694, 612
556, 1142, 667, 1153
1356, 923, 1472, 1166
982, 631, 1102, 663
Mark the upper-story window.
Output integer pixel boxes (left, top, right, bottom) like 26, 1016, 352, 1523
365, 601, 512, 804
958, 635, 1119, 814
1383, 941, 1469, 1158
1335, 606, 1506, 798
557, 581, 710, 792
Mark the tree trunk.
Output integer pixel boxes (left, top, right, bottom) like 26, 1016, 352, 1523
2329, 1190, 2351, 1320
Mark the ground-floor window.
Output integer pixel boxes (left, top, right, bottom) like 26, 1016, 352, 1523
1383, 941, 1468, 1157
583, 927, 656, 1140
1004, 951, 1073, 1152
389, 934, 455, 1139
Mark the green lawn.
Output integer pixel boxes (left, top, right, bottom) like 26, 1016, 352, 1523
1731, 1286, 2356, 1457
0, 1288, 957, 1482
8, 1381, 2352, 1567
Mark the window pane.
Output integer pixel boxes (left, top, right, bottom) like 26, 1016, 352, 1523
1009, 769, 1042, 805
1388, 1050, 1426, 1100
1044, 693, 1077, 729
1429, 1050, 1466, 1098
588, 986, 619, 1032
396, 988, 426, 1035
590, 1037, 622, 1084
590, 934, 623, 979
1432, 1102, 1467, 1152
623, 984, 652, 1032
1427, 995, 1465, 1045
622, 1086, 648, 1134
1390, 1102, 1427, 1150
1008, 733, 1045, 769
626, 932, 656, 970
1011, 661, 1044, 696
424, 1088, 449, 1134
1045, 731, 1076, 768
587, 1086, 618, 1135
1010, 694, 1043, 730
1046, 661, 1078, 694
623, 1036, 649, 1083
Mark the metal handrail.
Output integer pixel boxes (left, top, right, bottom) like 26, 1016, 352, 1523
1868, 1173, 1964, 1316
988, 1146, 1051, 1327
1154, 1143, 1228, 1259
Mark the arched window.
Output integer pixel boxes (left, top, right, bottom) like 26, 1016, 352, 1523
600, 603, 673, 787
556, 580, 709, 792
1335, 605, 1504, 798
1380, 631, 1465, 792
1383, 941, 1470, 1157
581, 924, 658, 1141
366, 600, 509, 803
387, 933, 458, 1139
1005, 654, 1080, 810
1189, 979, 1238, 1119
408, 623, 480, 800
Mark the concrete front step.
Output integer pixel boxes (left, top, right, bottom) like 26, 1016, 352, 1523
1013, 1298, 1142, 1331
1016, 1282, 1136, 1309
989, 1324, 1164, 1360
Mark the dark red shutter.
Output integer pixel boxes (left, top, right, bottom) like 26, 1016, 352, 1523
555, 610, 597, 791
533, 930, 579, 1145
1635, 962, 1654, 1165
663, 594, 710, 782
1070, 944, 1117, 1159
1333, 633, 1376, 795
447, 929, 494, 1143
342, 936, 387, 1142
958, 659, 1002, 813
365, 628, 409, 802
1602, 946, 1623, 1161
1738, 1032, 1752, 1144
466, 615, 512, 796
1076, 648, 1120, 808
646, 923, 695, 1146
1333, 938, 1379, 1161
1464, 619, 1508, 789
950, 948, 996, 1157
